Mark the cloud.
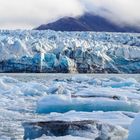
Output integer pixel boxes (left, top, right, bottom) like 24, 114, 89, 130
0, 0, 84, 29
0, 0, 139, 29
82, 0, 140, 27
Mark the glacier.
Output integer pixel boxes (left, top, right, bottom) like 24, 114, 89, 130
0, 30, 140, 73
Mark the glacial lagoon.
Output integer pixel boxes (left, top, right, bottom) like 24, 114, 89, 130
0, 74, 140, 139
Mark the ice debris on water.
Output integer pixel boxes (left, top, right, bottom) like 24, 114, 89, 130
0, 75, 140, 139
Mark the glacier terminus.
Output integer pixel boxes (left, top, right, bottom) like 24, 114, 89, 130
0, 30, 140, 73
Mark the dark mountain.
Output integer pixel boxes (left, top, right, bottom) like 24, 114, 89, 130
35, 13, 140, 33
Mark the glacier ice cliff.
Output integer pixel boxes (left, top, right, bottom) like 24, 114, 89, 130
0, 75, 139, 139
0, 30, 140, 73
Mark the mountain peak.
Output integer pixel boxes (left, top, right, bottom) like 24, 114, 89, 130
35, 13, 140, 33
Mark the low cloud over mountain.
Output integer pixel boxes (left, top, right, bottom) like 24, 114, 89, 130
0, 0, 139, 29
35, 13, 140, 32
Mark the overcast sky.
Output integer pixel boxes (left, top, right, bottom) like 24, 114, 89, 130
0, 0, 140, 29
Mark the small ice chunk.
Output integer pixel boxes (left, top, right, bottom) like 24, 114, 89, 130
127, 113, 140, 140
35, 135, 91, 140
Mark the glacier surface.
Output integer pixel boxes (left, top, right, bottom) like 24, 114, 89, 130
0, 30, 140, 73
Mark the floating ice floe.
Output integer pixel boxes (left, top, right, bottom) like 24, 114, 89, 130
36, 94, 140, 113
128, 113, 140, 140
23, 120, 128, 140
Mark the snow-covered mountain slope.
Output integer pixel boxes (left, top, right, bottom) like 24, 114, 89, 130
0, 30, 140, 73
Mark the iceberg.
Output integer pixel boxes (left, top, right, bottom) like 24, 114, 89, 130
36, 95, 140, 113
23, 120, 127, 140
127, 113, 140, 140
